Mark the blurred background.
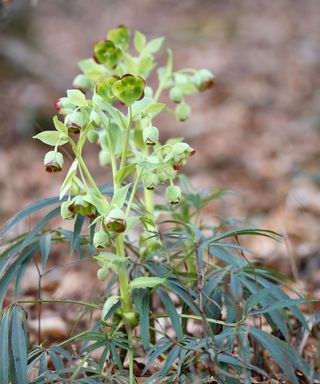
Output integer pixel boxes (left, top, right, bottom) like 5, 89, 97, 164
1, 0, 320, 294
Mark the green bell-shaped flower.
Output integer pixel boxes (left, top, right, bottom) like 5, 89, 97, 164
60, 201, 74, 220
166, 185, 182, 205
142, 125, 159, 146
143, 173, 158, 190
104, 208, 126, 233
193, 69, 215, 92
169, 86, 184, 103
44, 151, 64, 173
175, 102, 191, 122
68, 195, 96, 218
97, 265, 108, 281
72, 74, 92, 92
93, 229, 110, 250
65, 111, 84, 134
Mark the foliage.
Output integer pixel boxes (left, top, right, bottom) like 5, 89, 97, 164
0, 26, 319, 383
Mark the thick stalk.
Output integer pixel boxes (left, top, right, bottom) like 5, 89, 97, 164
115, 236, 131, 314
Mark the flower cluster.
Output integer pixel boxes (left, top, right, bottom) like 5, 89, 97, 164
34, 26, 214, 287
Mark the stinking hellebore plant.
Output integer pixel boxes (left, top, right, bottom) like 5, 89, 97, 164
1, 26, 319, 384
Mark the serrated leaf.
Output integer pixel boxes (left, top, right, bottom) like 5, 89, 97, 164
39, 233, 51, 272
144, 37, 164, 55
67, 89, 87, 107
134, 31, 146, 53
11, 307, 28, 384
130, 276, 166, 290
33, 131, 68, 146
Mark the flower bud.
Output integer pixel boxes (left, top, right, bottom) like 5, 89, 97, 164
65, 111, 83, 134
143, 173, 158, 190
68, 196, 96, 218
104, 208, 126, 233
93, 230, 110, 249
144, 86, 153, 98
70, 181, 81, 195
169, 86, 184, 103
172, 158, 187, 171
99, 150, 111, 167
97, 265, 108, 281
143, 125, 159, 146
60, 201, 74, 220
54, 97, 73, 115
72, 74, 92, 92
87, 129, 99, 144
89, 110, 101, 127
166, 185, 182, 205
193, 69, 215, 92
175, 102, 191, 122
44, 151, 64, 173
185, 146, 196, 157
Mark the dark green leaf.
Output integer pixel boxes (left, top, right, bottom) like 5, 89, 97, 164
11, 306, 28, 384
0, 309, 10, 384
39, 233, 51, 272
158, 288, 183, 338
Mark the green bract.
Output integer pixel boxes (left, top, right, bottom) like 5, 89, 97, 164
93, 40, 122, 69
107, 25, 130, 48
96, 75, 119, 103
112, 74, 145, 105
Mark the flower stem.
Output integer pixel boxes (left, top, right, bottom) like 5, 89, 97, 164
119, 106, 132, 171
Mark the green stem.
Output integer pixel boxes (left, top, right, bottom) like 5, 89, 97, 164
125, 167, 142, 218
144, 188, 155, 216
70, 350, 93, 380
78, 156, 103, 198
119, 106, 132, 171
115, 236, 132, 314
57, 330, 89, 347
103, 117, 118, 189
17, 299, 101, 310
127, 327, 134, 384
